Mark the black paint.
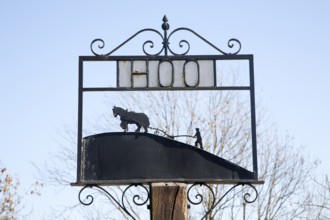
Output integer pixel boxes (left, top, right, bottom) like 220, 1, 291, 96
77, 132, 254, 185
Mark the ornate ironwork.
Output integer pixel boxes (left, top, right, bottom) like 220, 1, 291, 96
188, 183, 258, 220
78, 184, 150, 220
77, 183, 258, 219
90, 15, 241, 56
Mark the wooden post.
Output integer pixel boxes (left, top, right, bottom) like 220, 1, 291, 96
151, 182, 188, 220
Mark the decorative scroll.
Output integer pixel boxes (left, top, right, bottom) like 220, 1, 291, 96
78, 184, 150, 220
78, 183, 258, 219
90, 15, 241, 56
90, 29, 164, 56
187, 183, 258, 220
167, 27, 241, 56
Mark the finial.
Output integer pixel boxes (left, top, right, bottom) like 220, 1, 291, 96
162, 15, 170, 31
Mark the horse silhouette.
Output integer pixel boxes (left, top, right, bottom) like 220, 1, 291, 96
112, 106, 150, 133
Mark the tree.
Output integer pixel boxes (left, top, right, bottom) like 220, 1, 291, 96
0, 162, 42, 220
37, 87, 328, 219
0, 164, 19, 220
119, 91, 323, 220
251, 131, 319, 219
302, 175, 330, 219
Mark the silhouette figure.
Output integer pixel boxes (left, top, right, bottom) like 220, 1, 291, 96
112, 106, 150, 132
194, 128, 203, 149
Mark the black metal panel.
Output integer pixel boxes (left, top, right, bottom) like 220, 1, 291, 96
77, 133, 254, 185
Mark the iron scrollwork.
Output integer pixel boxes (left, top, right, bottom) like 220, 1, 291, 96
90, 15, 241, 56
91, 28, 164, 56
78, 183, 258, 219
242, 184, 258, 204
78, 184, 150, 220
188, 183, 258, 220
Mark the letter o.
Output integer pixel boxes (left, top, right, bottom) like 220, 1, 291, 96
184, 60, 199, 87
158, 60, 174, 87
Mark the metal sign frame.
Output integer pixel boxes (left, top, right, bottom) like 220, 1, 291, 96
74, 15, 263, 220
76, 16, 259, 184
77, 56, 258, 180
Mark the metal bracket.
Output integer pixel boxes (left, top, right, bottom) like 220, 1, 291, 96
78, 184, 150, 220
187, 183, 258, 220
78, 183, 258, 220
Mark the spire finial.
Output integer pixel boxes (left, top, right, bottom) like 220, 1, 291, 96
162, 15, 170, 31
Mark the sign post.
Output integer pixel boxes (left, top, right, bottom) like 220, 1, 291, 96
72, 16, 264, 219
151, 183, 187, 220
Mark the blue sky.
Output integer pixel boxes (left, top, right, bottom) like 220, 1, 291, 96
1, 0, 330, 218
